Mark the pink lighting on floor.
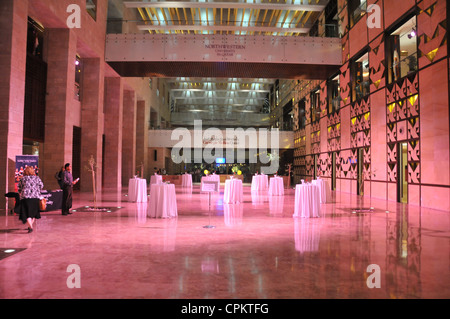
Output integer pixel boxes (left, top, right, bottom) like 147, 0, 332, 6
0, 184, 448, 299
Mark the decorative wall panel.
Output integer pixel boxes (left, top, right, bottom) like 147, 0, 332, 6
339, 149, 353, 178
385, 72, 420, 184
363, 146, 371, 180
320, 82, 327, 115
388, 162, 397, 182
417, 0, 448, 68
407, 117, 420, 140
305, 155, 313, 177
407, 94, 419, 117
291, 0, 448, 211
397, 100, 407, 120
305, 95, 311, 126
369, 34, 386, 92
387, 102, 397, 123
350, 149, 357, 179
351, 97, 370, 117
397, 120, 407, 141
407, 140, 420, 162
310, 121, 321, 155
318, 153, 329, 177
408, 162, 420, 184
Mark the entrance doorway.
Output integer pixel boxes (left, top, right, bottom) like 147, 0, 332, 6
331, 152, 336, 191
357, 148, 364, 195
398, 142, 408, 203
72, 126, 81, 190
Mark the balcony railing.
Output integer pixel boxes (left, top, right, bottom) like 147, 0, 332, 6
107, 19, 341, 39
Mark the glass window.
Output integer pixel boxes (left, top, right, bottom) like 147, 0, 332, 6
75, 56, 82, 101
274, 80, 280, 108
86, 0, 97, 21
310, 88, 320, 123
327, 74, 340, 115
27, 18, 44, 59
298, 99, 306, 130
283, 100, 293, 131
386, 16, 417, 84
351, 51, 369, 102
325, 0, 339, 37
262, 93, 270, 114
348, 0, 367, 27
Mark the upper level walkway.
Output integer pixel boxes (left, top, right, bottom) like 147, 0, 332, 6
105, 33, 342, 79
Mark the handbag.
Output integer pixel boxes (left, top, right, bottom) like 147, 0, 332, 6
39, 198, 47, 211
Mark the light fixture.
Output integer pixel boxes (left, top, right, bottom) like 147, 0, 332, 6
408, 28, 416, 39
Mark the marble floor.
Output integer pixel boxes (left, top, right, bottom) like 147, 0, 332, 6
0, 184, 449, 299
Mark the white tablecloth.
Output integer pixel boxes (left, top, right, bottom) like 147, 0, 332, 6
148, 183, 178, 218
251, 174, 269, 191
181, 173, 193, 187
293, 184, 320, 218
268, 176, 284, 196
201, 175, 220, 192
128, 178, 148, 202
312, 178, 330, 203
150, 174, 163, 185
223, 179, 243, 204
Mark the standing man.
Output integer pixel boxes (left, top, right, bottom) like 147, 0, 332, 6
61, 163, 79, 215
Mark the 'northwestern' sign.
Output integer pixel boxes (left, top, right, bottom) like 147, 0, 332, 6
205, 44, 246, 57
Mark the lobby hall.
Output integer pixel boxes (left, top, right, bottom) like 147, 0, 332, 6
0, 0, 449, 300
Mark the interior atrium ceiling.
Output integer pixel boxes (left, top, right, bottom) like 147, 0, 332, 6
122, 0, 328, 35
108, 0, 333, 125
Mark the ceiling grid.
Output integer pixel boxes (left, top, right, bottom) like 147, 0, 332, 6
115, 0, 332, 125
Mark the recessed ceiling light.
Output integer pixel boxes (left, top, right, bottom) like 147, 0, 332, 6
4, 249, 15, 253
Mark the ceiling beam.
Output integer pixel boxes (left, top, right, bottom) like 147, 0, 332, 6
177, 106, 262, 111
166, 78, 275, 84
172, 97, 267, 102
170, 89, 271, 93
124, 2, 326, 12
137, 24, 310, 34
176, 101, 265, 106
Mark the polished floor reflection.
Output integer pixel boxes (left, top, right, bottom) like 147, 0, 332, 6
0, 185, 449, 299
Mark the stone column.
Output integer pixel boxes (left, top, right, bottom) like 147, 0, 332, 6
103, 77, 123, 189
42, 28, 78, 190
136, 100, 149, 180
0, 0, 28, 211
80, 58, 104, 193
122, 90, 137, 185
